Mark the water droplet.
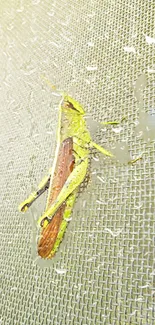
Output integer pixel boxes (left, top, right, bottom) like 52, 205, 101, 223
97, 176, 105, 184
139, 284, 149, 289
55, 268, 67, 275
32, 0, 40, 4
135, 202, 143, 209
104, 228, 123, 237
147, 68, 155, 73
64, 216, 72, 222
87, 42, 94, 47
96, 199, 104, 205
92, 155, 99, 162
135, 296, 144, 302
135, 112, 155, 141
134, 74, 147, 102
144, 34, 155, 45
86, 66, 97, 71
47, 9, 55, 17
112, 126, 123, 133
124, 46, 136, 53
87, 12, 95, 18
112, 142, 130, 164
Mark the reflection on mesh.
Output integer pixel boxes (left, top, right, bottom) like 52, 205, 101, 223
0, 1, 154, 324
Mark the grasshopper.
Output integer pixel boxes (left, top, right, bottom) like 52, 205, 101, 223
19, 92, 118, 259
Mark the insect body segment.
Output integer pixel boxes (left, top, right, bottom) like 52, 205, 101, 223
19, 93, 113, 259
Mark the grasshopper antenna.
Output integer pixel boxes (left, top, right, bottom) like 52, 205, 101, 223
40, 75, 64, 96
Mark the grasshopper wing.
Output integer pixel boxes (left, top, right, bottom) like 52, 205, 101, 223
38, 137, 75, 258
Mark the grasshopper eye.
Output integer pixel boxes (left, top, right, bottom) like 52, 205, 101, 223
62, 94, 85, 114
63, 101, 82, 114
63, 101, 76, 110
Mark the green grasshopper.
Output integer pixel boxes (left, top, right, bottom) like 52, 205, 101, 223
18, 90, 120, 259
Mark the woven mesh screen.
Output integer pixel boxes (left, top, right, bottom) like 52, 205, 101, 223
0, 1, 154, 324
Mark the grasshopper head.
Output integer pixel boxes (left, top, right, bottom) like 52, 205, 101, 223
62, 94, 85, 115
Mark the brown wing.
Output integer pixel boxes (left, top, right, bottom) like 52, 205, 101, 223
38, 137, 75, 258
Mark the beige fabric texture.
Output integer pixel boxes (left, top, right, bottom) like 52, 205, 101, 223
0, 1, 154, 324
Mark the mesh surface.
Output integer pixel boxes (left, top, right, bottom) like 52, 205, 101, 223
0, 1, 154, 324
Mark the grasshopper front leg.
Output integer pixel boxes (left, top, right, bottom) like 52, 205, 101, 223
18, 172, 51, 212
90, 141, 114, 157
